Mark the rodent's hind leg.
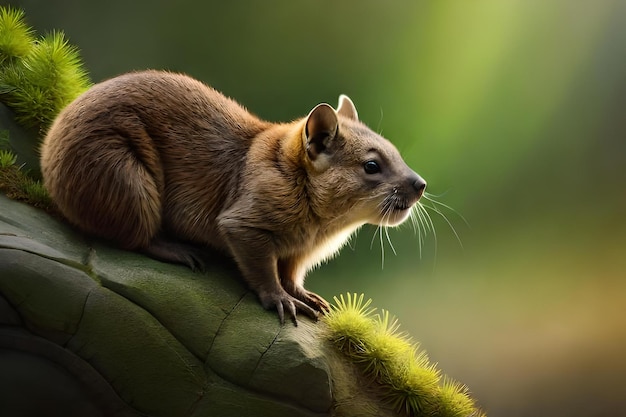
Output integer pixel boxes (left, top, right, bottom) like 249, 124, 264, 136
141, 236, 207, 272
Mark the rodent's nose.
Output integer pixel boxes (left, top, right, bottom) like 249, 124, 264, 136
413, 176, 426, 198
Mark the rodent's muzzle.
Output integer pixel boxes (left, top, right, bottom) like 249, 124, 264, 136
390, 172, 426, 212
412, 174, 427, 200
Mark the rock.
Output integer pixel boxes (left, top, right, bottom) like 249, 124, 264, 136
0, 194, 396, 417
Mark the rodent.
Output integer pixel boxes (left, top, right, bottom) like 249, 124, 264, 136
40, 70, 426, 324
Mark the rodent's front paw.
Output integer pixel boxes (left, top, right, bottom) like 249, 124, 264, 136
283, 284, 330, 314
300, 290, 330, 314
258, 289, 319, 326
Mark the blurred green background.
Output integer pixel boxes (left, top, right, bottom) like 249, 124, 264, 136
13, 0, 626, 415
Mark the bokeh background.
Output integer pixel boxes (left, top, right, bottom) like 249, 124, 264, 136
13, 0, 626, 415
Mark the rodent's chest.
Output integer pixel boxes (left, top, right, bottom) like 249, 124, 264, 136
278, 222, 361, 265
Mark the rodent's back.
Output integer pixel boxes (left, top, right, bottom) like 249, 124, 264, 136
41, 70, 270, 248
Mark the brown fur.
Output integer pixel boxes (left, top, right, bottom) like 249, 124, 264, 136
41, 70, 426, 323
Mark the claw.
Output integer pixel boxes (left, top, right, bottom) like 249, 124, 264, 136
276, 301, 285, 325
307, 291, 330, 313
260, 289, 321, 326
143, 237, 208, 272
290, 288, 330, 315
286, 301, 298, 326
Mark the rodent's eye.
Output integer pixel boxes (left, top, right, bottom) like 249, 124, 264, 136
363, 160, 381, 174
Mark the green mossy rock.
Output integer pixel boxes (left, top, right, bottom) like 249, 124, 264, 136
0, 194, 397, 417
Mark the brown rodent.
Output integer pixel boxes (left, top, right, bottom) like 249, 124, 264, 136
40, 70, 426, 324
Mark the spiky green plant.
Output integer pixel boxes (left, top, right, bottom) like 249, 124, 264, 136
0, 6, 89, 210
0, 6, 91, 131
325, 293, 485, 417
0, 148, 53, 210
0, 31, 91, 129
325, 293, 376, 355
0, 7, 35, 65
0, 148, 16, 167
18, 175, 50, 206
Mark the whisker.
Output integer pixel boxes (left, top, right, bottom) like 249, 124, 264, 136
369, 190, 465, 270
379, 219, 385, 269
367, 191, 466, 270
419, 202, 438, 268
409, 207, 419, 235
370, 223, 382, 250
423, 193, 470, 228
380, 200, 397, 268
415, 205, 429, 238
422, 203, 463, 249
384, 225, 397, 256
412, 207, 424, 258
370, 202, 387, 269
377, 193, 402, 269
424, 190, 450, 199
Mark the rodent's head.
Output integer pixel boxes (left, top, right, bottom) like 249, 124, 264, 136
302, 95, 426, 227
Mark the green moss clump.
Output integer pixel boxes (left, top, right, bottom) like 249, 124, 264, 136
0, 147, 16, 168
0, 7, 91, 131
0, 6, 90, 209
325, 293, 485, 417
0, 149, 53, 211
0, 7, 35, 64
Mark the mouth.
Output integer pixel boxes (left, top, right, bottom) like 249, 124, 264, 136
381, 209, 411, 226
379, 202, 416, 226
393, 193, 423, 212
393, 202, 413, 212
377, 193, 423, 226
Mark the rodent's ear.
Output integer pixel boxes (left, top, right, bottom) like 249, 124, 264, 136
337, 94, 358, 120
304, 103, 338, 167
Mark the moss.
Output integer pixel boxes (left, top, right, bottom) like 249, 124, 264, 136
0, 7, 35, 65
0, 6, 89, 211
0, 147, 54, 211
0, 14, 91, 131
0, 30, 91, 130
0, 148, 16, 167
324, 293, 485, 417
